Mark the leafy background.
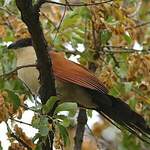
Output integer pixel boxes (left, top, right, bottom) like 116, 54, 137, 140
0, 0, 150, 149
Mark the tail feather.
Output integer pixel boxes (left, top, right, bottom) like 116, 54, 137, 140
99, 111, 150, 143
90, 91, 150, 143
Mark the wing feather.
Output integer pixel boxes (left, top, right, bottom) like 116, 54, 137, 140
49, 51, 108, 94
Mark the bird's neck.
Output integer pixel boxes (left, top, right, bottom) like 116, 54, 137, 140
15, 46, 36, 66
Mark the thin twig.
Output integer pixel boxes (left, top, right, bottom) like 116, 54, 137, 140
0, 64, 36, 78
45, 0, 113, 7
20, 104, 40, 113
10, 118, 32, 126
126, 21, 150, 30
53, 4, 67, 42
101, 45, 150, 53
64, 0, 73, 10
0, 7, 15, 15
40, 12, 57, 31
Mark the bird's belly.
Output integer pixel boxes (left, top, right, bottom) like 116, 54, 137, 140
55, 79, 96, 109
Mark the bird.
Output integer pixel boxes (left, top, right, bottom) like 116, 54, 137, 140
8, 38, 150, 143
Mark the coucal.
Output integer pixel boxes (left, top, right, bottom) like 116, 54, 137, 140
8, 38, 150, 143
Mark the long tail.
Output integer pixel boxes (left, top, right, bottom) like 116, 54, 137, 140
89, 90, 150, 143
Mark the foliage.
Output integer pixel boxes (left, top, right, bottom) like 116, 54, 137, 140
0, 0, 150, 149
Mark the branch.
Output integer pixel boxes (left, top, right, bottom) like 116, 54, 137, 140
126, 21, 150, 30
74, 108, 87, 150
53, 3, 67, 42
45, 0, 113, 7
10, 118, 32, 126
101, 45, 150, 54
0, 64, 36, 78
15, 1, 56, 150
0, 7, 15, 16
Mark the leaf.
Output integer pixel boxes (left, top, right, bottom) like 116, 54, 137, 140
124, 82, 132, 93
79, 7, 91, 19
32, 133, 41, 142
123, 33, 132, 45
61, 14, 79, 29
99, 30, 112, 45
57, 124, 69, 146
32, 115, 49, 136
56, 115, 71, 127
0, 141, 2, 150
35, 144, 42, 150
87, 109, 92, 118
5, 89, 20, 110
128, 97, 136, 110
4, 0, 11, 6
106, 16, 117, 24
42, 96, 57, 114
54, 102, 77, 114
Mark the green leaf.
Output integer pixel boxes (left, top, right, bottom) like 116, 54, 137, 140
79, 7, 91, 19
32, 115, 49, 136
32, 133, 41, 142
0, 141, 2, 150
61, 14, 79, 29
5, 89, 20, 110
87, 110, 92, 118
123, 33, 132, 45
117, 62, 128, 78
56, 115, 71, 127
42, 96, 57, 114
99, 30, 112, 45
54, 102, 77, 114
35, 144, 42, 150
57, 124, 69, 146
106, 16, 117, 24
124, 82, 132, 93
128, 97, 137, 110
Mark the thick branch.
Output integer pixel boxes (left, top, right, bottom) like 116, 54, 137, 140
74, 108, 87, 150
15, 0, 56, 150
15, 0, 56, 102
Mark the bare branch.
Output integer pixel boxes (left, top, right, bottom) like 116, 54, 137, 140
126, 21, 150, 30
10, 118, 32, 126
45, 0, 113, 7
0, 64, 36, 78
15, 1, 56, 150
101, 45, 150, 54
0, 7, 16, 15
53, 4, 67, 42
74, 108, 87, 150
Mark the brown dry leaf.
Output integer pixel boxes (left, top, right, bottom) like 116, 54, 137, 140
0, 94, 4, 106
82, 136, 97, 150
8, 143, 26, 150
0, 25, 6, 38
40, 4, 62, 24
7, 16, 29, 39
14, 125, 36, 149
98, 65, 117, 89
92, 121, 106, 137
0, 105, 9, 123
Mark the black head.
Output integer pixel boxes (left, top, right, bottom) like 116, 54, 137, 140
7, 38, 32, 49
